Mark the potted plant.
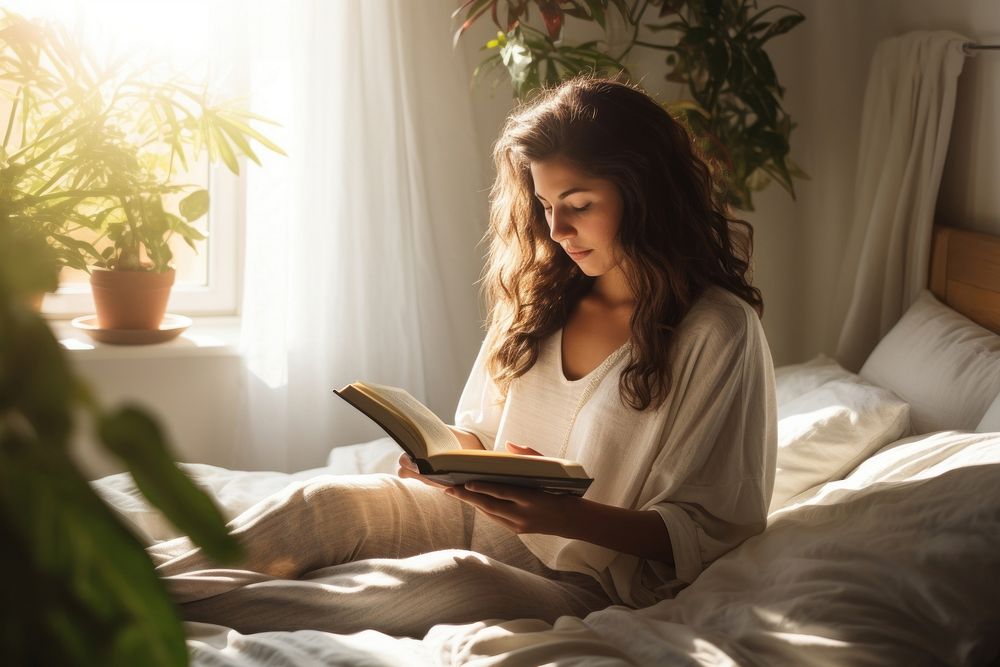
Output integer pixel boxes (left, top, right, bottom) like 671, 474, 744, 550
1, 171, 243, 664
454, 0, 806, 211
0, 9, 285, 329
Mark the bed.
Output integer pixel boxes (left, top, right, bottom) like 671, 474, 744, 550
92, 225, 1000, 666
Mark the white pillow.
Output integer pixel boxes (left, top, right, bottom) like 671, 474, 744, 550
859, 290, 1000, 434
774, 353, 854, 407
977, 393, 1000, 433
326, 436, 400, 474
770, 373, 910, 513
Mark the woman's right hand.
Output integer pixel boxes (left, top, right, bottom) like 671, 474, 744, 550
397, 452, 449, 489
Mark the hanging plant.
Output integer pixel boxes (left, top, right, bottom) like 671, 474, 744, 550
454, 0, 806, 211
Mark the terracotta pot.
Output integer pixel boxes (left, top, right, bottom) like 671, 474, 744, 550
90, 267, 175, 330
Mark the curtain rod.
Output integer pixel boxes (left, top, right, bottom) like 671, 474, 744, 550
964, 42, 1000, 53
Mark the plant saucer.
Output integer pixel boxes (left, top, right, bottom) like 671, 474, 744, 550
71, 314, 192, 345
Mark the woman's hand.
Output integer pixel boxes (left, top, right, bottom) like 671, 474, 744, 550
447, 481, 674, 562
444, 482, 581, 536
397, 425, 486, 488
396, 453, 449, 489
451, 426, 487, 450
504, 441, 543, 456
444, 439, 573, 535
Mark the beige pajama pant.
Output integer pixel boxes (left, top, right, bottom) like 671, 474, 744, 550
149, 473, 612, 638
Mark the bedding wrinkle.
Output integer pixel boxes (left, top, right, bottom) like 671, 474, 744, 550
570, 445, 1000, 667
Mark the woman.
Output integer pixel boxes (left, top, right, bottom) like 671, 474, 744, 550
151, 77, 776, 637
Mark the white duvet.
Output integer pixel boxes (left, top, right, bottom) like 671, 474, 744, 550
93, 434, 1000, 665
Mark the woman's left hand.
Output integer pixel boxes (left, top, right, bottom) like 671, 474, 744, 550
444, 482, 582, 536
504, 441, 543, 456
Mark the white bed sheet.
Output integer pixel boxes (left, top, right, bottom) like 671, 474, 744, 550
91, 419, 1000, 665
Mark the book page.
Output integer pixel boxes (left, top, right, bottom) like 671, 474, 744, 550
358, 382, 460, 457
427, 449, 590, 479
338, 385, 425, 458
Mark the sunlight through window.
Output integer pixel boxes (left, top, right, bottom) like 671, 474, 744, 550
6, 0, 248, 316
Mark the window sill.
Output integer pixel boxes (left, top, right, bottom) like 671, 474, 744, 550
49, 316, 243, 361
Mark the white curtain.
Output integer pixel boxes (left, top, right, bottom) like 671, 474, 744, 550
833, 31, 967, 372
233, 1, 489, 472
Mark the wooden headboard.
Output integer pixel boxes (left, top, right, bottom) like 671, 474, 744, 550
929, 225, 1000, 334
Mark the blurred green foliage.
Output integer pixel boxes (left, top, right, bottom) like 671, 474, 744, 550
0, 11, 247, 666
1, 218, 243, 665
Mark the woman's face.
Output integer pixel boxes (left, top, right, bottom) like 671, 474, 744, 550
530, 155, 625, 277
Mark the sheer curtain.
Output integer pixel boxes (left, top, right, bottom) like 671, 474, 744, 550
234, 1, 489, 472
833, 31, 967, 372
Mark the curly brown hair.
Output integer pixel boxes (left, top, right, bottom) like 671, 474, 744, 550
481, 76, 763, 411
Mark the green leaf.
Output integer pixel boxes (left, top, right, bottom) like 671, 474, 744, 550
747, 46, 779, 92
646, 20, 686, 33
166, 213, 207, 252
582, 0, 606, 29
178, 188, 209, 222
745, 3, 793, 31
704, 0, 724, 20
215, 111, 286, 157
0, 428, 189, 667
472, 52, 505, 80
746, 166, 772, 191
155, 95, 190, 174
500, 31, 534, 89
213, 117, 260, 166
762, 155, 796, 196
452, 0, 494, 48
681, 26, 712, 46
0, 311, 73, 444
50, 233, 103, 262
210, 124, 239, 174
141, 196, 170, 236
758, 13, 805, 44
705, 40, 730, 81
97, 406, 242, 564
608, 0, 631, 22
106, 221, 126, 242
0, 231, 60, 302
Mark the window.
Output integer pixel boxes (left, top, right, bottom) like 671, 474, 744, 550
9, 1, 249, 317
43, 163, 245, 317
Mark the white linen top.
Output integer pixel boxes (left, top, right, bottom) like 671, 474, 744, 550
454, 285, 777, 607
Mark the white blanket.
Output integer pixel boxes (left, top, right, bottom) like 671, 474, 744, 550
566, 431, 1000, 666
92, 431, 1000, 665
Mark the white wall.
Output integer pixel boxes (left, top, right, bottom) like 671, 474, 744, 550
69, 350, 243, 479
757, 0, 884, 362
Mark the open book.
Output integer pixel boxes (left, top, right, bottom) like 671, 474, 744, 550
333, 381, 593, 495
